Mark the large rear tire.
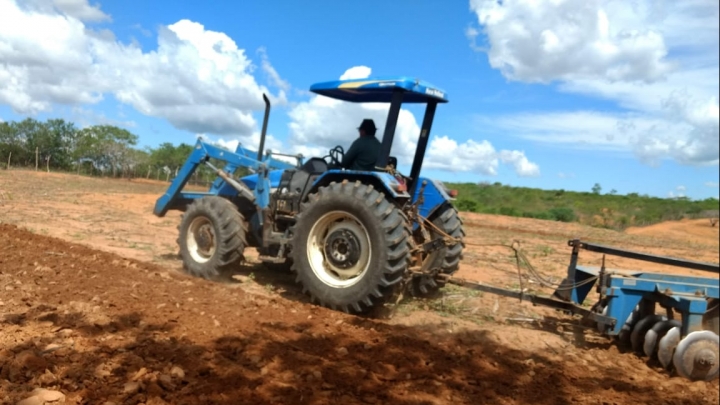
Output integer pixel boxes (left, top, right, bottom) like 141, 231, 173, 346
289, 181, 411, 314
410, 204, 465, 298
177, 196, 247, 279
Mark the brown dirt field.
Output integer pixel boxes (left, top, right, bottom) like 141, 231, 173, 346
1, 169, 719, 405
625, 218, 720, 245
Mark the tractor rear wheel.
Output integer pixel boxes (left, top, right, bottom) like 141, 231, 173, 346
410, 204, 465, 298
289, 181, 411, 314
177, 196, 247, 279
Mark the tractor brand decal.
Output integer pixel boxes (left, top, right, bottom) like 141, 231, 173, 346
425, 88, 444, 98
377, 82, 397, 87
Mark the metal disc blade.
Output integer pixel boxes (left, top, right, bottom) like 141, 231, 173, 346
618, 305, 640, 345
702, 299, 719, 335
658, 326, 681, 369
673, 330, 720, 381
631, 314, 666, 354
643, 319, 681, 358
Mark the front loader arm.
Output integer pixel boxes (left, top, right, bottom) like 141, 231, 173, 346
153, 139, 275, 217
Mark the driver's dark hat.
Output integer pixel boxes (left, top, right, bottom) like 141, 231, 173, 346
358, 119, 377, 134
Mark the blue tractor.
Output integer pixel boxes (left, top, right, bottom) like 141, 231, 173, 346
153, 77, 465, 314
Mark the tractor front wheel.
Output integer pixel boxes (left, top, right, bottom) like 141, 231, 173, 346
177, 196, 247, 279
289, 181, 411, 314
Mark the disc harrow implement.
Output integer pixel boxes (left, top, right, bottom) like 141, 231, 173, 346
434, 239, 719, 382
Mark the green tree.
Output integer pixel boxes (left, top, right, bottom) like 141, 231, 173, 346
74, 125, 139, 177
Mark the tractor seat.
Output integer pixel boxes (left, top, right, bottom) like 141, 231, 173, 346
299, 157, 328, 175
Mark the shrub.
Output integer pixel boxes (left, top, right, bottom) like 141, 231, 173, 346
522, 211, 554, 220
499, 206, 520, 217
533, 211, 555, 220
548, 207, 577, 222
455, 198, 479, 213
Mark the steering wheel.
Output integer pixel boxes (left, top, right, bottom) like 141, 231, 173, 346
326, 145, 344, 167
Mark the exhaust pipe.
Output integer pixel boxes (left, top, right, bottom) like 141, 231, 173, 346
257, 93, 270, 162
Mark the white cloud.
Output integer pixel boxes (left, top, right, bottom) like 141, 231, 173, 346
477, 107, 719, 167
468, 0, 673, 84
469, 0, 719, 167
258, 47, 290, 93
477, 110, 631, 150
19, 0, 111, 22
69, 106, 136, 129
105, 19, 287, 136
422, 135, 539, 177
339, 66, 372, 80
668, 189, 686, 198
557, 172, 575, 179
0, 1, 105, 113
286, 66, 540, 177
705, 182, 719, 188
499, 150, 540, 177
0, 0, 287, 141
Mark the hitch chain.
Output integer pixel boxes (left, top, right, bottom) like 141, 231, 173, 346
413, 213, 598, 295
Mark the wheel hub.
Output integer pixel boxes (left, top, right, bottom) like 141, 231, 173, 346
697, 349, 717, 367
324, 229, 361, 269
186, 216, 217, 264
194, 224, 215, 256
305, 210, 372, 288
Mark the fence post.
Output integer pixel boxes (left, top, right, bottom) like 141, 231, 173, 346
6, 152, 10, 170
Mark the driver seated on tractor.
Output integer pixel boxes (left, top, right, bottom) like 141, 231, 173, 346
340, 119, 382, 171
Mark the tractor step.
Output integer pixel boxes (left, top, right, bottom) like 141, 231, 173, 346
258, 255, 286, 264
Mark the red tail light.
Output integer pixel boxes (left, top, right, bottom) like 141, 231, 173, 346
448, 189, 458, 197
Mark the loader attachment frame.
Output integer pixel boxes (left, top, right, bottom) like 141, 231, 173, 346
153, 94, 300, 217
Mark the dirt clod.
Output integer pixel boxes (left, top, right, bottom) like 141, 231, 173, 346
123, 381, 140, 394
169, 366, 184, 379
16, 388, 66, 405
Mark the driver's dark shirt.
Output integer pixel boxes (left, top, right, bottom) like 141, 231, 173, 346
341, 136, 382, 171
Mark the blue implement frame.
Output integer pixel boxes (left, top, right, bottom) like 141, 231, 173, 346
559, 239, 719, 338
440, 239, 719, 340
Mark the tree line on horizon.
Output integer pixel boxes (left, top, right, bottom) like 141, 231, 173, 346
2, 117, 717, 229
0, 117, 229, 184
446, 181, 719, 229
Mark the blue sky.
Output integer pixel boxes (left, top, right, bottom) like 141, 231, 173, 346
0, 0, 718, 200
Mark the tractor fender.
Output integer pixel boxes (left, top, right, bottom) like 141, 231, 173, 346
308, 170, 411, 202
414, 177, 455, 221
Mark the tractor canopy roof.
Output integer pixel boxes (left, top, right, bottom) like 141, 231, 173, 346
309, 77, 448, 104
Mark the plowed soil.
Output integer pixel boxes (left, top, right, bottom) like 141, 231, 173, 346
1, 170, 719, 405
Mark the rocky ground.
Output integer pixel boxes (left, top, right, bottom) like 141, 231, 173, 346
1, 170, 718, 404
